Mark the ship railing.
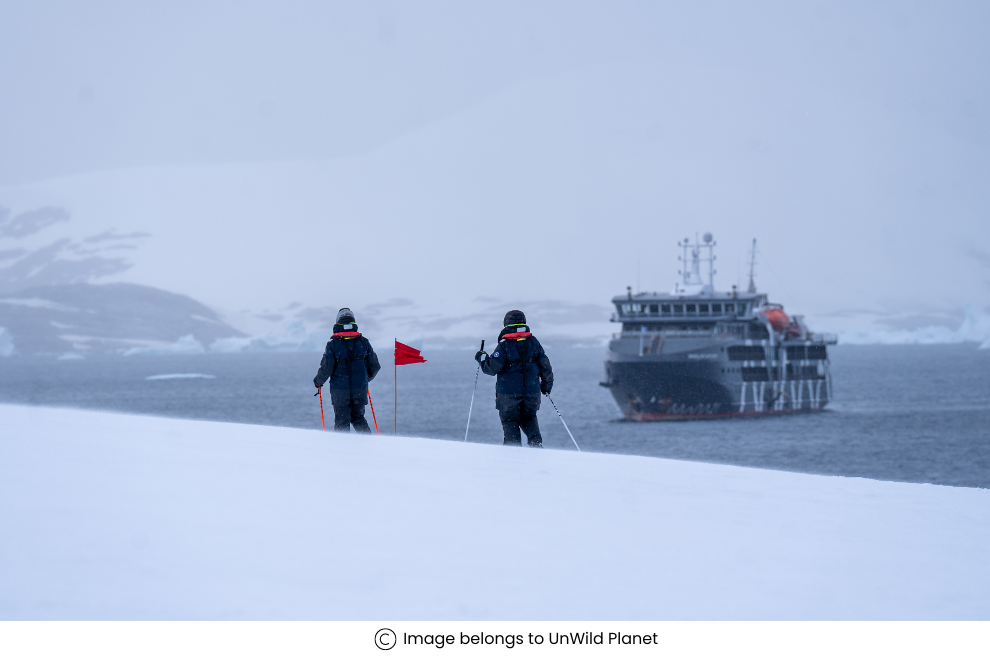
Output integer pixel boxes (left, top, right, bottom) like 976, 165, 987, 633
616, 329, 715, 339
809, 332, 838, 344
612, 313, 752, 322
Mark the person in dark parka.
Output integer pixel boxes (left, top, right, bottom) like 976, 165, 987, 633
476, 310, 554, 447
314, 308, 381, 433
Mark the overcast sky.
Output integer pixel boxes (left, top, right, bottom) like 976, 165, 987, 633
3, 1, 987, 183
1, 1, 988, 326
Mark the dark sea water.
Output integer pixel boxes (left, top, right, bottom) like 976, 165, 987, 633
1, 345, 988, 488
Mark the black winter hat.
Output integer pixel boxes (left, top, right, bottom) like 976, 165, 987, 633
503, 309, 526, 326
336, 308, 356, 325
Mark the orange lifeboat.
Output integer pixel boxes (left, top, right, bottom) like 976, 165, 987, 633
759, 306, 790, 331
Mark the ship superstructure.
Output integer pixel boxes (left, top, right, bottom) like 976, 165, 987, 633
602, 234, 836, 420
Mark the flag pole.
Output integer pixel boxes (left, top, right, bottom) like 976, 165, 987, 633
394, 338, 397, 435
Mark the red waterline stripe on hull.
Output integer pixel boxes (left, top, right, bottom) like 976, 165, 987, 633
626, 408, 826, 421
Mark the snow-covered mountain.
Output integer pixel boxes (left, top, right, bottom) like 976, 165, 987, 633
0, 283, 243, 356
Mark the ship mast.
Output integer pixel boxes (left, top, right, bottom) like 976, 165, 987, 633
747, 238, 758, 293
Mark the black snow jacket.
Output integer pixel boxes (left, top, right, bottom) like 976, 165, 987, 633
480, 332, 553, 410
314, 334, 381, 406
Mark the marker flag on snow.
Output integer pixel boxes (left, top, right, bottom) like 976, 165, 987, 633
394, 339, 427, 435
394, 340, 427, 365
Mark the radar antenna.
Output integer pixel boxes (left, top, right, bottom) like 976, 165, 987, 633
674, 233, 716, 295
747, 238, 758, 293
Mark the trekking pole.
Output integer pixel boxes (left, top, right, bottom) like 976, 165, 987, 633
314, 386, 325, 431
367, 389, 380, 434
545, 393, 580, 451
464, 340, 484, 442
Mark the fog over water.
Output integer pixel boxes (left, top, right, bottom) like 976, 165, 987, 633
1, 1, 989, 347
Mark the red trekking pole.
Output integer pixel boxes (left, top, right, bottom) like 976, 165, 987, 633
367, 390, 380, 434
316, 386, 325, 431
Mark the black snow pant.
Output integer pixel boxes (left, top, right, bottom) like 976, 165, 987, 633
499, 403, 542, 447
333, 401, 371, 433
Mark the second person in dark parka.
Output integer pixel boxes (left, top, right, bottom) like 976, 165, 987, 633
476, 310, 554, 447
313, 308, 381, 433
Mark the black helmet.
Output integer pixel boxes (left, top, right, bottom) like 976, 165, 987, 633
503, 309, 526, 326
336, 308, 356, 325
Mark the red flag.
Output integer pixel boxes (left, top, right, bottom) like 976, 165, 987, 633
394, 340, 426, 365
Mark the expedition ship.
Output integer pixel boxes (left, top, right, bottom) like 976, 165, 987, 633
602, 234, 836, 420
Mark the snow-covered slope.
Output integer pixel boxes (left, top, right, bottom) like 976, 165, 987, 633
1, 403, 986, 620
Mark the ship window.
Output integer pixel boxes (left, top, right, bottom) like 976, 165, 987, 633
742, 367, 769, 382
787, 364, 826, 380
712, 303, 722, 313
725, 303, 735, 312
648, 304, 658, 314
621, 304, 630, 313
748, 324, 770, 340
729, 345, 766, 361
673, 304, 683, 314
686, 304, 696, 314
660, 304, 671, 314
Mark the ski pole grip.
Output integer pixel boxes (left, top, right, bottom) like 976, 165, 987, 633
480, 340, 485, 352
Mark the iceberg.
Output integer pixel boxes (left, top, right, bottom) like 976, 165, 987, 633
0, 326, 14, 357
122, 334, 206, 357
834, 304, 990, 346
210, 318, 326, 353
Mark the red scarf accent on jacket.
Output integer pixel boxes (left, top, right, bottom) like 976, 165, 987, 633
331, 331, 362, 338
501, 331, 532, 339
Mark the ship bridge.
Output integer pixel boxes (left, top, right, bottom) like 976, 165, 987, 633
611, 233, 768, 323
611, 291, 767, 323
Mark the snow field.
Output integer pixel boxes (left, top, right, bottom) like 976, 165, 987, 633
0, 403, 987, 620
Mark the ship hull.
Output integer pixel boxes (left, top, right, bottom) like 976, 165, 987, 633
604, 346, 831, 421
618, 408, 824, 422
